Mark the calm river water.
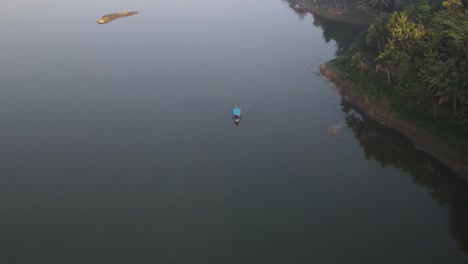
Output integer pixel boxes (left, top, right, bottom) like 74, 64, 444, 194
1, 0, 467, 263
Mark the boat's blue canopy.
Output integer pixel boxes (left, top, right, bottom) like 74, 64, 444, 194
233, 108, 241, 116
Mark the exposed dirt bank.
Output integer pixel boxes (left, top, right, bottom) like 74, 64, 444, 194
320, 61, 468, 181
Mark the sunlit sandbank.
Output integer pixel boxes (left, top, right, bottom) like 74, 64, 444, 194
97, 11, 138, 24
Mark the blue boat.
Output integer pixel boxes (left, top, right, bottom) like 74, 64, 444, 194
233, 107, 241, 124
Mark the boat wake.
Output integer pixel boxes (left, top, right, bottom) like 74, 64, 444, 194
123, 0, 287, 122
199, 55, 286, 121
203, 77, 234, 117
241, 68, 272, 115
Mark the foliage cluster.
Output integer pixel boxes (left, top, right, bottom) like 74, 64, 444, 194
344, 0, 468, 126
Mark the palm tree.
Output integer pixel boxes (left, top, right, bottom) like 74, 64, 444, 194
349, 51, 376, 99
366, 22, 386, 53
370, 0, 393, 14
375, 63, 391, 84
349, 51, 368, 72
357, 0, 370, 15
375, 39, 400, 84
425, 59, 468, 116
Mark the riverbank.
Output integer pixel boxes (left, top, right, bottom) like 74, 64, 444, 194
320, 60, 468, 180
290, 3, 378, 26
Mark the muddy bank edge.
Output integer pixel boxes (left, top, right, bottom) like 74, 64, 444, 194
320, 61, 468, 180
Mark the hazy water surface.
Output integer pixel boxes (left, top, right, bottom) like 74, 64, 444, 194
1, 0, 467, 263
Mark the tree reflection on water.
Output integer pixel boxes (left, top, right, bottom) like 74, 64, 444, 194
285, 0, 366, 55
311, 15, 365, 55
341, 100, 468, 256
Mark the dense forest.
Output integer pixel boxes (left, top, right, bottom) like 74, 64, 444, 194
351, 0, 467, 123
290, 0, 468, 127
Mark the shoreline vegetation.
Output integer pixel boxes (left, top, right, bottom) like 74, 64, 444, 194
320, 60, 468, 180
290, 3, 379, 26
287, 0, 468, 179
